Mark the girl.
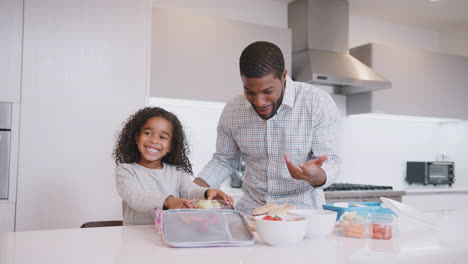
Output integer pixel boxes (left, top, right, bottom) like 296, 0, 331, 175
113, 107, 233, 225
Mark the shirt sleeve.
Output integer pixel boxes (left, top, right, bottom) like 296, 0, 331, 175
310, 92, 341, 189
178, 171, 209, 199
115, 165, 170, 211
196, 101, 241, 188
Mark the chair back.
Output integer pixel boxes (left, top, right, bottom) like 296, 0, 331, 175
80, 221, 123, 228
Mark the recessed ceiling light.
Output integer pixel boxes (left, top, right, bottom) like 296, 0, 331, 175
428, 0, 440, 2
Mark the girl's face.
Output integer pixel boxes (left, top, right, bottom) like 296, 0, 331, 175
135, 116, 173, 169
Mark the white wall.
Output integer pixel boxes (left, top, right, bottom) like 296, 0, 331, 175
440, 22, 468, 57
16, 0, 150, 231
439, 122, 468, 187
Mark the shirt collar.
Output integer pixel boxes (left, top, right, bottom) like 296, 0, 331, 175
281, 75, 295, 109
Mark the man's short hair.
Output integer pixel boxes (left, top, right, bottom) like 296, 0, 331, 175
239, 41, 285, 79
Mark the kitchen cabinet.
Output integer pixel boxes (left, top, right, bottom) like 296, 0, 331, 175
0, 0, 23, 103
0, 203, 15, 232
15, 0, 148, 231
151, 8, 291, 102
348, 43, 468, 120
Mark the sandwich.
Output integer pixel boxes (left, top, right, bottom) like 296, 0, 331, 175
251, 204, 296, 216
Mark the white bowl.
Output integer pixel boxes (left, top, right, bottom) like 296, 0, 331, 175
287, 209, 337, 238
254, 215, 308, 246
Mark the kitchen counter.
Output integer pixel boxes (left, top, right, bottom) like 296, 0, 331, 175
1, 211, 467, 264
404, 186, 468, 196
324, 190, 406, 202
222, 186, 407, 203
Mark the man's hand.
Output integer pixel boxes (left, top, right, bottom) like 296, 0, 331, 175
284, 154, 327, 187
206, 189, 234, 206
163, 196, 193, 209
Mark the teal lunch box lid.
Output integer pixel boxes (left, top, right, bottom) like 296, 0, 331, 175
322, 202, 397, 221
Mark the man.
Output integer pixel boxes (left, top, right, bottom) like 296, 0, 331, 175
194, 41, 341, 215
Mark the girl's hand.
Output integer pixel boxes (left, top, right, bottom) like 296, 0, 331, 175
206, 189, 234, 206
163, 196, 193, 209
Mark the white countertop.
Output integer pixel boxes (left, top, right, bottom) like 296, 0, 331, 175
1, 211, 467, 264
404, 186, 468, 195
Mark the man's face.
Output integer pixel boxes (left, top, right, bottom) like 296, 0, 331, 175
242, 71, 287, 120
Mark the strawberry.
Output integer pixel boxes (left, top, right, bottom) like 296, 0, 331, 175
262, 215, 282, 221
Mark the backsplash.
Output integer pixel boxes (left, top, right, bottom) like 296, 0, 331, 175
149, 96, 468, 189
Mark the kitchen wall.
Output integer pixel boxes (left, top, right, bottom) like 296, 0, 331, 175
10, 0, 468, 231
150, 1, 468, 189
346, 15, 468, 188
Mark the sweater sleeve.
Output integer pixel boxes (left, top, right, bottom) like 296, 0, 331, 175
178, 171, 209, 200
115, 165, 171, 211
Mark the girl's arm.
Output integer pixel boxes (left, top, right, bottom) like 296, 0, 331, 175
178, 171, 209, 200
115, 165, 171, 211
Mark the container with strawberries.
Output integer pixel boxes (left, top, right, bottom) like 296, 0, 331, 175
368, 213, 396, 240
339, 211, 397, 240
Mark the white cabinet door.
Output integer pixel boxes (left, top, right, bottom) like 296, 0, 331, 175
150, 8, 291, 103
349, 43, 468, 120
0, 203, 15, 232
15, 0, 149, 231
0, 0, 23, 103
402, 194, 468, 212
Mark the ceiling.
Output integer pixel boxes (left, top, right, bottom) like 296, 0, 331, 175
274, 0, 468, 31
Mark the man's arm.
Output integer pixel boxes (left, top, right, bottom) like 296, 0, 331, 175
193, 178, 210, 187
194, 101, 241, 188
285, 92, 341, 188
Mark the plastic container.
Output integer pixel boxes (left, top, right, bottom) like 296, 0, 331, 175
368, 213, 396, 240
191, 199, 234, 210
342, 213, 367, 239
322, 202, 396, 221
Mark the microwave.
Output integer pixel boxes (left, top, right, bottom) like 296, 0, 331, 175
406, 161, 455, 186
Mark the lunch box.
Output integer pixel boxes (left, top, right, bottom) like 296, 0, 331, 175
155, 208, 254, 248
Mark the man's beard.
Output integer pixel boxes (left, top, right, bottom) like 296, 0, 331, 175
255, 83, 285, 120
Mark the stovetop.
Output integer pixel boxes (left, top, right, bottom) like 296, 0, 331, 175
324, 183, 393, 191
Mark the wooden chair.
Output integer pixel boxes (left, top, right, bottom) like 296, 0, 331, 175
80, 221, 123, 228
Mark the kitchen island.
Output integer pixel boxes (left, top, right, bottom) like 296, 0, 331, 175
1, 211, 467, 264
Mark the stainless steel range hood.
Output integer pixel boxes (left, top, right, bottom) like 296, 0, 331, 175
288, 0, 391, 94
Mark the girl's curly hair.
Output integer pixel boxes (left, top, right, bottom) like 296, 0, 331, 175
113, 107, 192, 174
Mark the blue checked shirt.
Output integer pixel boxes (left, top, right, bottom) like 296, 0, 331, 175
197, 75, 341, 215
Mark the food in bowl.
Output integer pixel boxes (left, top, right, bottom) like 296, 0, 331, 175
288, 209, 337, 238
252, 204, 296, 216
262, 215, 283, 221
255, 215, 308, 246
